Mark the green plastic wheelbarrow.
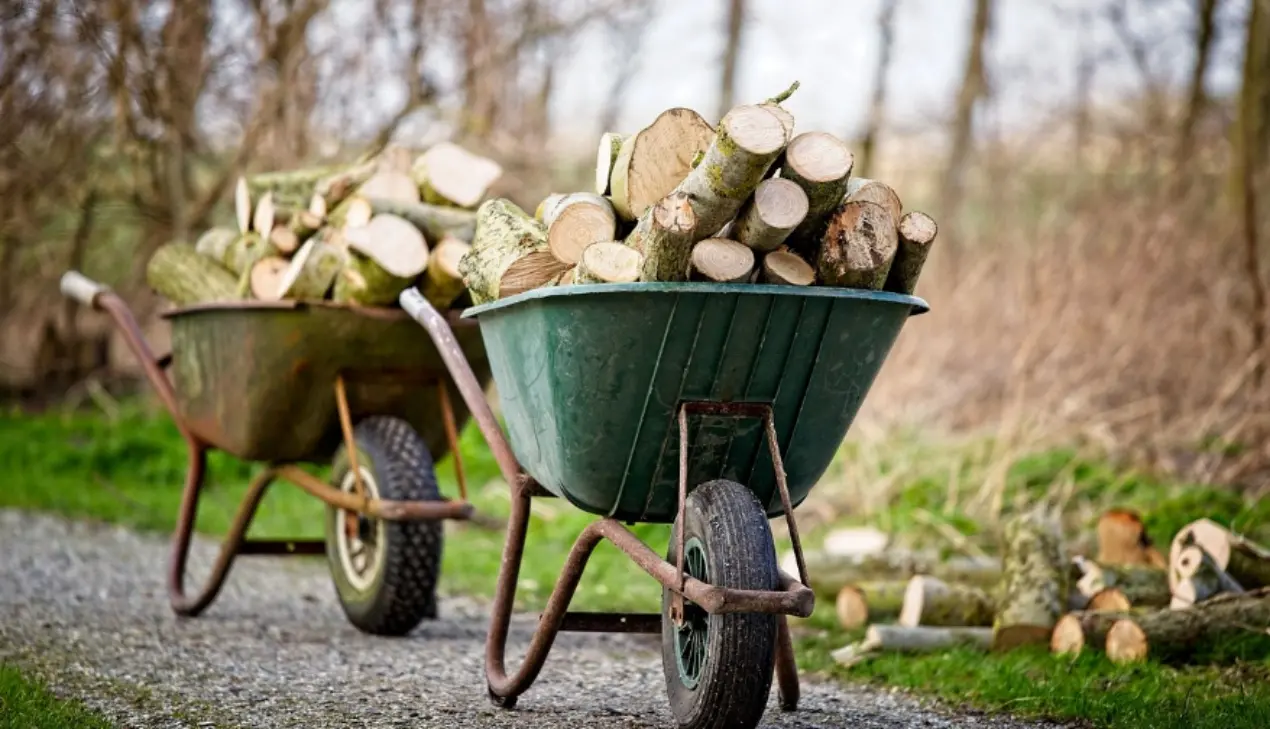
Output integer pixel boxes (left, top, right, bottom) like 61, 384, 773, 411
401, 281, 927, 729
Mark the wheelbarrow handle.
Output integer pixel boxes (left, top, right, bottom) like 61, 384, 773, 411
60, 270, 110, 308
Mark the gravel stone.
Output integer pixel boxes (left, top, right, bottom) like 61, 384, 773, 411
0, 510, 1059, 728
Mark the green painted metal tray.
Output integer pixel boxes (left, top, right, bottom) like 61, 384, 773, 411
464, 283, 927, 523
164, 300, 491, 463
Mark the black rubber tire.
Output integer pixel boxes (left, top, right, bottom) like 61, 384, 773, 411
324, 416, 443, 636
661, 479, 779, 729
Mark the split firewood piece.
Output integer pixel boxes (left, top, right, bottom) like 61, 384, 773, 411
608, 108, 715, 221
676, 104, 788, 238
314, 159, 378, 209
595, 133, 627, 196
1106, 587, 1270, 664
358, 170, 420, 206
1170, 543, 1245, 608
626, 191, 697, 282
146, 243, 241, 304
235, 177, 252, 234
884, 211, 939, 295
365, 197, 478, 242
835, 580, 908, 629
789, 549, 1002, 596
575, 241, 643, 284
845, 177, 902, 223
780, 131, 854, 259
542, 193, 618, 265
817, 201, 898, 289
761, 249, 815, 285
421, 236, 471, 310
459, 199, 556, 304
690, 238, 754, 283
286, 210, 324, 246
1071, 556, 1171, 608
899, 575, 995, 627
249, 256, 290, 299
329, 196, 374, 231
732, 178, 808, 252
1169, 518, 1270, 591
274, 238, 344, 301
1051, 610, 1129, 656
499, 252, 572, 298
411, 142, 504, 209
1098, 508, 1167, 567
992, 510, 1068, 651
864, 625, 993, 653
334, 214, 430, 306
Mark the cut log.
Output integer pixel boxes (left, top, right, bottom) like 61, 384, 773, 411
780, 131, 854, 259
845, 177, 902, 222
884, 211, 939, 295
535, 193, 564, 221
817, 201, 898, 290
204, 232, 278, 276
145, 243, 241, 305
731, 178, 808, 252
376, 144, 415, 175
761, 249, 815, 285
835, 580, 908, 629
1105, 588, 1270, 664
608, 108, 715, 221
1051, 610, 1128, 656
863, 625, 993, 653
421, 236, 470, 310
269, 226, 299, 256
459, 199, 553, 305
246, 165, 341, 210
334, 214, 430, 306
626, 191, 697, 282
275, 238, 343, 301
992, 510, 1068, 651
1169, 518, 1270, 591
690, 238, 754, 283
499, 251, 572, 298
823, 527, 890, 557
899, 575, 995, 627
761, 103, 795, 141
1170, 543, 1245, 608
249, 256, 289, 299
365, 197, 478, 242
675, 104, 789, 238
1088, 588, 1132, 612
1072, 557, 1171, 608
411, 142, 503, 209
1098, 508, 1167, 567
543, 193, 618, 265
329, 196, 374, 231
194, 227, 239, 265
575, 241, 643, 284
309, 193, 328, 218
790, 549, 1002, 597
358, 171, 420, 205
595, 133, 627, 196
252, 191, 275, 236
235, 177, 252, 235
314, 159, 377, 208
288, 210, 324, 245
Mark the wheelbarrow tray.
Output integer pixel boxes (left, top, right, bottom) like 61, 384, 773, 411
163, 300, 491, 463
464, 282, 927, 523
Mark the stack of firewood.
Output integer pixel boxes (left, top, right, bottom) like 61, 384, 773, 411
820, 511, 1270, 666
457, 82, 938, 304
144, 142, 502, 310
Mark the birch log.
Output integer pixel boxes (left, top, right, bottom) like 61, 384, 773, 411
731, 178, 808, 252
314, 159, 377, 209
780, 131, 854, 259
365, 197, 477, 242
817, 201, 898, 289
1050, 610, 1128, 656
835, 580, 909, 629
992, 510, 1068, 651
273, 238, 344, 301
458, 199, 554, 304
608, 108, 715, 221
899, 575, 996, 627
884, 211, 939, 295
1169, 518, 1270, 591
626, 191, 698, 282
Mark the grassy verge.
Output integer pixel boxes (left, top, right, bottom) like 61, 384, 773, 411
3, 404, 1269, 728
0, 665, 112, 729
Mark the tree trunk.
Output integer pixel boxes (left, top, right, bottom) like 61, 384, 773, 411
1175, 0, 1219, 168
835, 580, 908, 629
857, 0, 897, 178
940, 0, 994, 240
992, 510, 1068, 651
1106, 588, 1270, 664
1238, 0, 1269, 388
899, 575, 995, 627
717, 0, 746, 122
817, 201, 898, 289
145, 243, 241, 305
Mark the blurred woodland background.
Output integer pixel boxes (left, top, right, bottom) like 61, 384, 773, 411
2, 0, 1268, 499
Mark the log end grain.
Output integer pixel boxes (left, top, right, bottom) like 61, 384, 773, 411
690, 238, 754, 283
1105, 619, 1149, 664
836, 586, 870, 630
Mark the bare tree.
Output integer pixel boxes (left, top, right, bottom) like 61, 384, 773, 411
857, 0, 898, 178
939, 0, 994, 233
717, 0, 746, 121
1239, 0, 1269, 387
1176, 0, 1220, 167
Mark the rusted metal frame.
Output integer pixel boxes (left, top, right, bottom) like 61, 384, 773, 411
437, 380, 469, 501
774, 616, 800, 711
557, 612, 661, 634
238, 540, 326, 555
762, 408, 809, 589
671, 406, 690, 625
275, 465, 474, 521
333, 375, 366, 498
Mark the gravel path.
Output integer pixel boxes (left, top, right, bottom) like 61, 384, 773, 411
0, 510, 1058, 728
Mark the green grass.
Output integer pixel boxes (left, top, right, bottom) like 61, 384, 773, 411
3, 404, 1269, 728
0, 665, 112, 729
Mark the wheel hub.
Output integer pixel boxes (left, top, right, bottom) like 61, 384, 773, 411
674, 537, 709, 689
335, 465, 385, 591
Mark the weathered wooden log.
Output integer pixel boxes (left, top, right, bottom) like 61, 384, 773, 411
575, 241, 643, 284
899, 575, 995, 627
817, 201, 898, 289
731, 178, 808, 252
542, 193, 617, 265
272, 238, 343, 301
146, 243, 241, 304
883, 211, 938, 295
690, 238, 754, 283
1170, 518, 1270, 591
993, 510, 1068, 651
248, 256, 289, 299
1106, 588, 1270, 664
365, 197, 478, 242
608, 108, 715, 221
459, 199, 554, 305
761, 249, 815, 286
835, 580, 909, 629
626, 191, 697, 282
1072, 557, 1171, 608
864, 625, 993, 653
780, 131, 854, 259
1098, 508, 1167, 567
334, 214, 430, 306
1051, 610, 1129, 656
411, 142, 503, 209
235, 177, 252, 234
246, 165, 340, 210
845, 177, 902, 222
787, 548, 1002, 597
359, 170, 420, 205
1170, 543, 1245, 608
595, 133, 627, 196
421, 236, 470, 310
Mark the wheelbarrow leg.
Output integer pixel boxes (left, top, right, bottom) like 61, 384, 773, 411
775, 615, 800, 711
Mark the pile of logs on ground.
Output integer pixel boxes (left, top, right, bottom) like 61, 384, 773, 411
145, 142, 500, 310
457, 82, 939, 304
821, 511, 1270, 667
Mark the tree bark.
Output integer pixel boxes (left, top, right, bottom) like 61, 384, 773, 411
459, 199, 553, 304
626, 191, 698, 282
1106, 588, 1270, 664
145, 243, 241, 305
717, 0, 746, 122
992, 510, 1068, 651
817, 201, 898, 289
899, 575, 995, 627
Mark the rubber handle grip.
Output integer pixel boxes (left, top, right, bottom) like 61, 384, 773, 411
60, 271, 109, 307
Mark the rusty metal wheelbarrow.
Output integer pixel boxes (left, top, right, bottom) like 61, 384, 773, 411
400, 281, 928, 729
59, 271, 491, 636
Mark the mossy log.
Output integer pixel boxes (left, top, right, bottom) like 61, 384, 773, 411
626, 191, 697, 281
1050, 610, 1129, 656
543, 193, 617, 265
992, 510, 1068, 651
884, 211, 939, 295
314, 159, 378, 208
1170, 518, 1270, 591
792, 548, 1002, 598
365, 197, 478, 242
899, 575, 996, 627
761, 249, 815, 285
421, 237, 470, 310
1072, 557, 1171, 608
411, 142, 503, 209
818, 201, 898, 289
1170, 544, 1245, 608
246, 165, 341, 210
595, 132, 627, 196
835, 580, 909, 629
146, 243, 241, 305
780, 131, 854, 260
845, 177, 903, 222
458, 199, 555, 304
334, 214, 430, 306
608, 108, 715, 221
575, 241, 643, 284
689, 238, 754, 283
194, 228, 239, 264
274, 238, 344, 301
731, 178, 808, 253
198, 231, 277, 277
328, 195, 374, 231
1106, 588, 1270, 664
